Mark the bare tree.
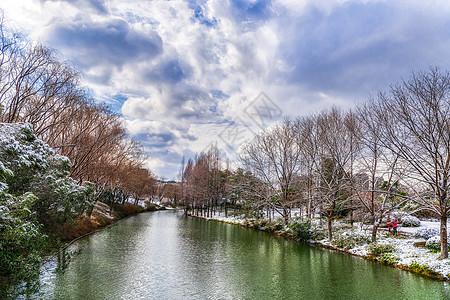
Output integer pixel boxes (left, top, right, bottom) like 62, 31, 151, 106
314, 108, 354, 241
241, 118, 302, 224
374, 68, 450, 258
295, 115, 319, 221
355, 103, 408, 242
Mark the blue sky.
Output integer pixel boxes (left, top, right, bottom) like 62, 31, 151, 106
2, 0, 450, 179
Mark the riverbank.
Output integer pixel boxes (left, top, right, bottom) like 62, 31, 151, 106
188, 212, 450, 281
61, 201, 169, 241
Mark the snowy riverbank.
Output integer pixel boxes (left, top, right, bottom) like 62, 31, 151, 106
192, 212, 450, 280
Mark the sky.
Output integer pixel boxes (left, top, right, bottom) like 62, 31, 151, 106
1, 0, 450, 179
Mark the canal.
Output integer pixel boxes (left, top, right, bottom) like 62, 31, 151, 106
39, 210, 449, 299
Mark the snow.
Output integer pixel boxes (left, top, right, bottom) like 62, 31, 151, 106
401, 221, 441, 234
0, 182, 8, 191
0, 123, 54, 171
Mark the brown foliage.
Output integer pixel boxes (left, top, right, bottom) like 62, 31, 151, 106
59, 217, 100, 241
113, 203, 143, 218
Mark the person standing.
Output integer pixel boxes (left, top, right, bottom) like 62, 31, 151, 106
387, 215, 391, 232
392, 219, 398, 235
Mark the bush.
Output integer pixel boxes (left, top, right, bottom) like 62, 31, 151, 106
113, 203, 142, 218
93, 213, 114, 227
367, 242, 395, 257
60, 216, 99, 240
244, 219, 268, 230
402, 215, 420, 227
271, 222, 284, 231
0, 192, 48, 298
257, 219, 269, 228
146, 204, 158, 212
409, 261, 439, 276
0, 123, 95, 233
332, 230, 370, 250
415, 228, 439, 239
288, 221, 318, 242
425, 235, 441, 252
380, 253, 400, 266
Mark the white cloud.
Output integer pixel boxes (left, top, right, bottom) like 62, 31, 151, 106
3, 0, 450, 178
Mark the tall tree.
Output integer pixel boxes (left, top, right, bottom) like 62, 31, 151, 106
355, 103, 407, 242
242, 118, 302, 224
374, 68, 450, 258
315, 108, 354, 241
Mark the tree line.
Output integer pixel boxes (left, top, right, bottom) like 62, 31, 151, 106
0, 19, 156, 209
181, 68, 450, 259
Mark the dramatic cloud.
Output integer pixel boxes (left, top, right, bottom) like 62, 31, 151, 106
50, 18, 163, 68
2, 0, 450, 178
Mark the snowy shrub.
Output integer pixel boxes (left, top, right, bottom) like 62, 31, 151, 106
402, 215, 420, 227
409, 261, 439, 276
421, 218, 439, 222
332, 221, 351, 232
0, 123, 94, 231
144, 201, 158, 211
367, 242, 395, 257
288, 221, 319, 242
243, 219, 268, 230
266, 219, 284, 232
332, 230, 370, 250
380, 253, 400, 266
390, 211, 409, 223
414, 228, 439, 239
0, 191, 48, 297
426, 235, 441, 252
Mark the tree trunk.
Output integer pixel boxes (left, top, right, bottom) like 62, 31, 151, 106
371, 222, 378, 243
440, 214, 448, 259
327, 217, 333, 242
350, 199, 353, 227
283, 206, 289, 224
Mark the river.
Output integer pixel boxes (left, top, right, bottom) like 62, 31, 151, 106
39, 210, 450, 299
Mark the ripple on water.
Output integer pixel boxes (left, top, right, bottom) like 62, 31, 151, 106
38, 211, 450, 299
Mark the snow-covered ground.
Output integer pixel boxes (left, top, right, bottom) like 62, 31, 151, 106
198, 211, 450, 280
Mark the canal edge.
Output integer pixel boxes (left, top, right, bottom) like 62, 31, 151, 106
187, 213, 448, 282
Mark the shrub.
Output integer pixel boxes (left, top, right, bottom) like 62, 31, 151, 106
380, 253, 400, 266
146, 203, 158, 212
402, 215, 421, 227
415, 228, 439, 239
333, 230, 370, 250
60, 216, 98, 240
258, 219, 269, 228
409, 261, 439, 276
247, 219, 267, 230
288, 221, 318, 242
425, 235, 441, 252
93, 213, 114, 227
166, 202, 176, 208
367, 242, 395, 257
113, 203, 142, 218
271, 222, 284, 232
0, 123, 95, 233
0, 192, 48, 298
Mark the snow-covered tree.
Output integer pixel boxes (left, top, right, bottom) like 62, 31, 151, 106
0, 123, 94, 231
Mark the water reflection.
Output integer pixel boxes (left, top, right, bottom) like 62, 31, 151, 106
39, 211, 449, 299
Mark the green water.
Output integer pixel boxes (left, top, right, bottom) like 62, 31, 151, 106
39, 210, 450, 299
